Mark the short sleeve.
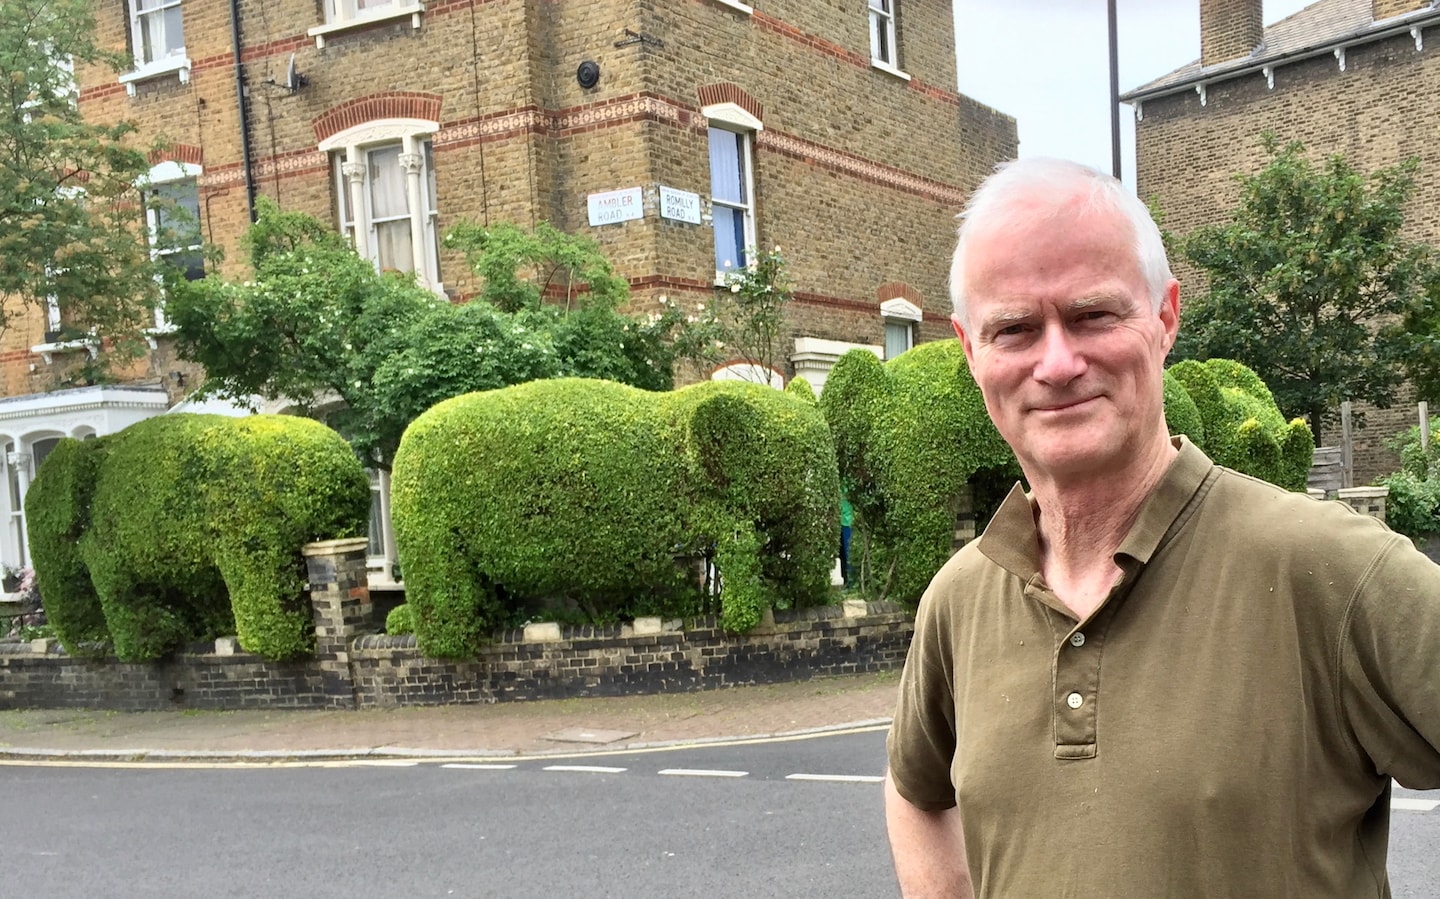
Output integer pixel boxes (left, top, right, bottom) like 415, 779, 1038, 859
887, 578, 960, 811
1339, 535, 1440, 790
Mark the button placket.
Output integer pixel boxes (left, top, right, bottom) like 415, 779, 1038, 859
1053, 619, 1104, 758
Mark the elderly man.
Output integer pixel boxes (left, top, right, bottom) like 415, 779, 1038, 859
884, 157, 1440, 898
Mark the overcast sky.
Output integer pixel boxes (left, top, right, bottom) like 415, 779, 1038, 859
952, 1, 1315, 189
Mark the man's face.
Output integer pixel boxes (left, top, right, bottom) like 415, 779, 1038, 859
952, 202, 1179, 485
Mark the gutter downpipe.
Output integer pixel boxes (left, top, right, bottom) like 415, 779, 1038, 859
230, 0, 257, 222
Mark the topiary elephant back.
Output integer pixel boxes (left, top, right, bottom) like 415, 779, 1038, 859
390, 378, 839, 658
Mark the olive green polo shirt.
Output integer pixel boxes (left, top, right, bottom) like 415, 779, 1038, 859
888, 439, 1440, 898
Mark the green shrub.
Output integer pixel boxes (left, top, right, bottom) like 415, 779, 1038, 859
1162, 369, 1204, 446
1167, 358, 1313, 490
784, 375, 817, 404
385, 603, 415, 636
820, 342, 1017, 604
391, 378, 839, 658
26, 414, 369, 661
1378, 418, 1440, 541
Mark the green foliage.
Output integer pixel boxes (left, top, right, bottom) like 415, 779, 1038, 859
784, 375, 817, 404
0, 0, 164, 363
172, 207, 714, 469
1167, 358, 1314, 491
25, 414, 369, 661
713, 247, 793, 383
821, 342, 1307, 606
820, 342, 1017, 604
391, 378, 838, 658
1162, 369, 1205, 446
1173, 135, 1440, 443
385, 603, 415, 636
1378, 418, 1440, 541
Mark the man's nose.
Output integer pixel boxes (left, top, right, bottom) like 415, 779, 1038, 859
1033, 324, 1086, 384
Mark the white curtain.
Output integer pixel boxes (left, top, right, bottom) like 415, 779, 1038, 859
368, 146, 413, 273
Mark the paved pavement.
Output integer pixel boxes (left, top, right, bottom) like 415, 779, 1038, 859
0, 670, 900, 761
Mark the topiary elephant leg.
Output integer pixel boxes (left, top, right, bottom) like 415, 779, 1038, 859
85, 560, 193, 662
218, 550, 313, 662
716, 522, 769, 633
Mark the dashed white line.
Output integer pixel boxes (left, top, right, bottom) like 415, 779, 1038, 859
786, 773, 885, 784
442, 763, 518, 770
543, 765, 628, 774
1393, 798, 1440, 812
658, 768, 749, 778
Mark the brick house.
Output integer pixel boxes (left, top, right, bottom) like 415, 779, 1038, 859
1122, 0, 1440, 483
0, 0, 1016, 581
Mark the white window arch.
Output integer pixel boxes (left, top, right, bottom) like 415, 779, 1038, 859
320, 119, 442, 293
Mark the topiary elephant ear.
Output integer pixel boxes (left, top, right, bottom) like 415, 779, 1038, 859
1162, 369, 1205, 446
687, 388, 757, 495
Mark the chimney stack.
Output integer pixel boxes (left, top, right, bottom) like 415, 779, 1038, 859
1200, 0, 1264, 67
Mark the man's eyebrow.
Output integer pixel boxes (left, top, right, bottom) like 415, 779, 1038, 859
980, 308, 1032, 329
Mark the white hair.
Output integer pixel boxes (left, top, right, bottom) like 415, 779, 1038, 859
948, 157, 1173, 329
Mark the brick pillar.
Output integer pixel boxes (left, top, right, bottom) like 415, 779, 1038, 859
1373, 1, 1423, 21
302, 537, 371, 709
1200, 0, 1263, 67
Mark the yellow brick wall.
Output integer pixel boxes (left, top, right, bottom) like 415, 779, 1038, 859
1134, 25, 1440, 481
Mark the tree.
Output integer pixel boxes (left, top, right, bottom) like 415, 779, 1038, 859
1172, 135, 1440, 444
168, 203, 712, 469
0, 0, 163, 361
712, 247, 793, 385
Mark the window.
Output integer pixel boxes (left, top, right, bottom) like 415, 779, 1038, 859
709, 126, 755, 279
119, 0, 191, 93
867, 0, 908, 79
881, 297, 922, 360
310, 0, 425, 47
332, 138, 441, 290
144, 161, 204, 331
133, 0, 185, 67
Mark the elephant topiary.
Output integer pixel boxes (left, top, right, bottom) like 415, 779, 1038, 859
1167, 358, 1314, 491
26, 414, 370, 661
391, 377, 840, 658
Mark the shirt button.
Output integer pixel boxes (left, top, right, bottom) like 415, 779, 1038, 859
1066, 692, 1084, 709
1069, 632, 1086, 647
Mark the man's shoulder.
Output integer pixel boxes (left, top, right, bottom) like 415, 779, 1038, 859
1200, 465, 1406, 568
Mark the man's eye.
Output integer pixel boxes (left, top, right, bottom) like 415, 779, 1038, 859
996, 324, 1028, 337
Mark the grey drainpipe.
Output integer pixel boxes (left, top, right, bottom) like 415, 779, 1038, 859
230, 0, 257, 222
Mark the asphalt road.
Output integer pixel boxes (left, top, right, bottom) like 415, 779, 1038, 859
2, 729, 1436, 898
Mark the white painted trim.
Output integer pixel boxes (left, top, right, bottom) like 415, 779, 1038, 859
118, 56, 191, 97
879, 298, 922, 322
308, 2, 424, 49
870, 60, 912, 82
702, 102, 763, 132
318, 118, 438, 153
709, 0, 753, 13
148, 160, 201, 183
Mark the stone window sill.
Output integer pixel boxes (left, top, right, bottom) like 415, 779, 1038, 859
871, 60, 912, 82
118, 57, 192, 97
31, 339, 99, 365
707, 0, 754, 14
308, 4, 424, 49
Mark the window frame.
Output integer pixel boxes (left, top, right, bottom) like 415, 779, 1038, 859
329, 136, 442, 293
702, 101, 762, 285
143, 160, 205, 333
308, 0, 425, 48
119, 0, 191, 95
868, 0, 910, 81
880, 297, 922, 360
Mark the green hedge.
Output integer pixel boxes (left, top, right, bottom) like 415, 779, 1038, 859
821, 344, 1309, 605
1378, 417, 1440, 541
391, 378, 840, 658
25, 414, 369, 661
1168, 358, 1314, 491
820, 342, 1018, 604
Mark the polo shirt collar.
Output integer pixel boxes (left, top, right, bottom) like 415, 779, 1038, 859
977, 437, 1216, 580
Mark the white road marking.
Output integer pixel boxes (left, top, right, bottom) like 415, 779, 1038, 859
1392, 797, 1440, 812
349, 760, 419, 767
658, 768, 749, 778
786, 773, 884, 784
543, 765, 627, 774
442, 763, 518, 770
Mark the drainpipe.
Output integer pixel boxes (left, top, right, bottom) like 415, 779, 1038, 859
229, 0, 257, 222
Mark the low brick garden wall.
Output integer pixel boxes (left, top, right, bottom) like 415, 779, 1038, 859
0, 539, 914, 712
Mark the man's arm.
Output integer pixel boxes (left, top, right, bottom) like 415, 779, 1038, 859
885, 769, 972, 898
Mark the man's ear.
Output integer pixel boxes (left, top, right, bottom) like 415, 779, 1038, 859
1158, 279, 1180, 353
951, 313, 976, 369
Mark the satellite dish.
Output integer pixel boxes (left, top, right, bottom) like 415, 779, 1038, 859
285, 53, 309, 92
